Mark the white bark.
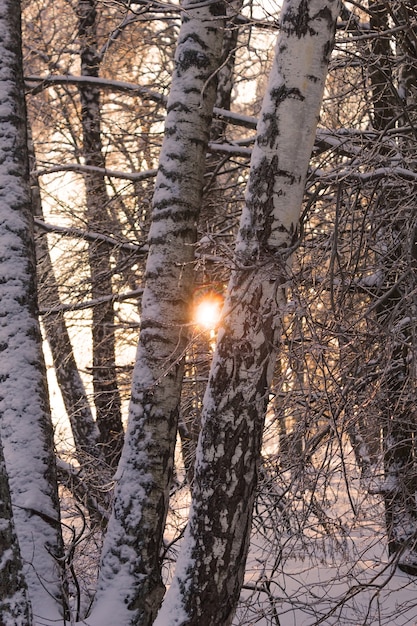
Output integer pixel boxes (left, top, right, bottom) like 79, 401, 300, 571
155, 1, 341, 624
0, 0, 65, 620
92, 2, 225, 624
0, 434, 32, 625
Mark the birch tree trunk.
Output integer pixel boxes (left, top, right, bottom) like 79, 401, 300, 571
180, 0, 243, 488
0, 0, 66, 619
78, 0, 124, 467
92, 3, 225, 624
155, 1, 341, 623
0, 435, 32, 625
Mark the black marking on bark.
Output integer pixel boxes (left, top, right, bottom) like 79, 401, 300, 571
271, 84, 305, 104
257, 86, 304, 149
322, 39, 333, 63
190, 136, 208, 147
177, 49, 210, 75
209, 1, 225, 17
151, 209, 197, 225
246, 154, 297, 251
166, 151, 188, 163
184, 86, 203, 96
257, 112, 279, 149
283, 0, 310, 38
167, 101, 192, 114
165, 125, 176, 137
315, 6, 336, 30
153, 197, 193, 212
247, 154, 279, 245
180, 32, 209, 50
158, 164, 181, 182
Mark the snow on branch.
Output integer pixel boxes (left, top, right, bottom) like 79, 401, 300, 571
33, 162, 158, 182
25, 74, 258, 129
312, 165, 417, 183
34, 218, 147, 252
38, 288, 144, 315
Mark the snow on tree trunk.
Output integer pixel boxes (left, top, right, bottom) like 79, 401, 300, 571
0, 0, 66, 620
155, 1, 341, 624
91, 2, 225, 624
0, 434, 32, 625
180, 0, 243, 488
78, 0, 124, 467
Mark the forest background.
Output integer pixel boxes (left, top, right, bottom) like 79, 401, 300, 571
1, 0, 417, 625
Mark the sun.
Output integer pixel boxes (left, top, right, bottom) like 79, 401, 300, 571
194, 294, 223, 331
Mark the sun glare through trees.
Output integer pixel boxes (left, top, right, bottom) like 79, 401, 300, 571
193, 293, 223, 331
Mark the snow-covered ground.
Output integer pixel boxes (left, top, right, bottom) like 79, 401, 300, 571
233, 448, 417, 626
38, 439, 417, 626
162, 440, 417, 626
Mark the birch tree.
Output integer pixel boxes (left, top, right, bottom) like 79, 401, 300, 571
91, 2, 226, 624
156, 1, 341, 623
0, 0, 65, 620
0, 435, 32, 625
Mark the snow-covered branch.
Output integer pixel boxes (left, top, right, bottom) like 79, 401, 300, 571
33, 162, 158, 182
38, 287, 144, 315
34, 217, 147, 252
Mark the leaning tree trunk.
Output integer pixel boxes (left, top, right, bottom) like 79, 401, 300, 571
30, 132, 112, 527
77, 0, 124, 467
0, 0, 66, 620
30, 133, 100, 461
155, 1, 341, 624
92, 2, 225, 625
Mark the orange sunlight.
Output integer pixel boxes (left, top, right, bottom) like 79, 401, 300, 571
193, 294, 223, 331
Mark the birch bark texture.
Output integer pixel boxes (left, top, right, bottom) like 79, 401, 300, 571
92, 2, 225, 624
0, 0, 65, 620
0, 434, 32, 625
155, 1, 341, 623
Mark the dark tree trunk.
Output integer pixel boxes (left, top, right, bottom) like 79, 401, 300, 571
369, 0, 417, 573
77, 0, 124, 467
30, 132, 101, 461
